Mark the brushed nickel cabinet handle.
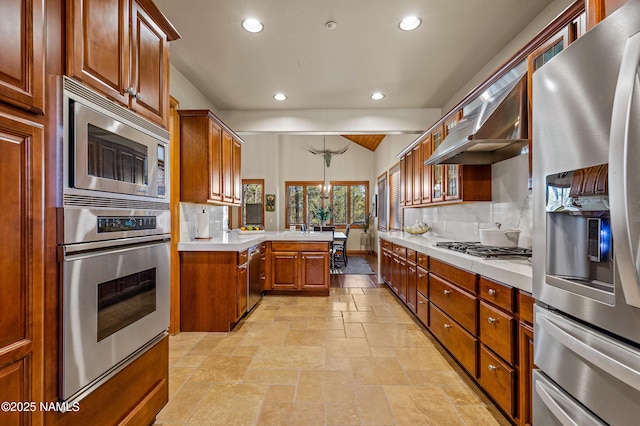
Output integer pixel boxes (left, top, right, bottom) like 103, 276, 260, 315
443, 289, 451, 295
418, 300, 426, 304
444, 324, 452, 329
488, 317, 497, 324
135, 91, 141, 100
488, 288, 497, 296
488, 364, 498, 372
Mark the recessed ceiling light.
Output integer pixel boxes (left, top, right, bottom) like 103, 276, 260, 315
273, 93, 287, 101
399, 16, 421, 31
370, 92, 385, 100
242, 18, 264, 33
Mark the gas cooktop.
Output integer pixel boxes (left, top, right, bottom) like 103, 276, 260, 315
435, 241, 532, 258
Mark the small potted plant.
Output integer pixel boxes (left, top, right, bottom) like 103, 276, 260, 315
316, 206, 332, 226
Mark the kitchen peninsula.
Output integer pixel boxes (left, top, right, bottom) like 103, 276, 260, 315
178, 231, 333, 332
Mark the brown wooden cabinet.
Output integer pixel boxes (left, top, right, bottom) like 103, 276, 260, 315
518, 291, 536, 426
67, 0, 179, 128
421, 136, 432, 204
180, 250, 251, 331
179, 110, 243, 206
0, 0, 44, 113
268, 242, 330, 293
406, 249, 417, 313
0, 110, 44, 426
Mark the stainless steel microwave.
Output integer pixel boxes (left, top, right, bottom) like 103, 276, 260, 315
63, 77, 170, 200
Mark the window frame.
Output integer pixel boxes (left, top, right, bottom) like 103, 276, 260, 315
377, 172, 388, 231
284, 180, 369, 229
240, 179, 264, 227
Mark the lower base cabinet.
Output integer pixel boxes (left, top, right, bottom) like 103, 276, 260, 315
267, 242, 330, 293
180, 250, 250, 332
380, 241, 534, 425
46, 336, 168, 426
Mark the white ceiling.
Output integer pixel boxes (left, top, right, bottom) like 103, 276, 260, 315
155, 0, 554, 112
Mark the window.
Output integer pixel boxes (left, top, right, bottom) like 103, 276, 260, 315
389, 163, 403, 231
241, 179, 264, 226
331, 182, 369, 226
285, 180, 369, 228
377, 172, 387, 231
285, 181, 323, 227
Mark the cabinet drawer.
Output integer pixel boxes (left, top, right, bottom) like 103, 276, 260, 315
479, 277, 514, 312
381, 239, 392, 250
416, 292, 428, 326
417, 252, 428, 269
238, 250, 248, 265
518, 291, 535, 325
479, 345, 516, 417
429, 274, 477, 335
430, 258, 477, 293
406, 248, 417, 263
393, 244, 407, 258
271, 242, 329, 252
417, 266, 428, 296
479, 301, 515, 364
429, 303, 477, 377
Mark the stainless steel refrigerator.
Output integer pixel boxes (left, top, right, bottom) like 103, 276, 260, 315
532, 0, 640, 424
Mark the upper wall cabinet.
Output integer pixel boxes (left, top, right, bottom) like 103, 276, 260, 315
67, 0, 180, 129
0, 0, 44, 113
178, 110, 243, 206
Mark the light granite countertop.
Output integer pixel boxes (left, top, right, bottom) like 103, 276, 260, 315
378, 231, 532, 293
177, 231, 334, 252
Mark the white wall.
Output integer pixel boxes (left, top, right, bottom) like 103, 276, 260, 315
169, 64, 218, 111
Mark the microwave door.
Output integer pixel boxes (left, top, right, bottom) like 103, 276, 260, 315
609, 31, 640, 309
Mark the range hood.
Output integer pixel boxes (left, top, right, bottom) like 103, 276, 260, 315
424, 68, 529, 166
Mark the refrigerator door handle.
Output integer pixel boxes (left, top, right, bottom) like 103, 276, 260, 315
537, 309, 640, 392
609, 30, 640, 308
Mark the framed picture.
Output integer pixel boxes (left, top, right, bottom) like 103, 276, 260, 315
265, 194, 276, 211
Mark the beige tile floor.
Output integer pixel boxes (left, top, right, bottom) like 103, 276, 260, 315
154, 287, 511, 425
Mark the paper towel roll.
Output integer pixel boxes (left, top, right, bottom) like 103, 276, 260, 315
196, 211, 210, 239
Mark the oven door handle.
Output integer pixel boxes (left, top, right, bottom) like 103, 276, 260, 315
609, 30, 640, 309
61, 235, 170, 259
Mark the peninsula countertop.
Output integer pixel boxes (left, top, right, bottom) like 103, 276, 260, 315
177, 230, 334, 252
378, 231, 532, 293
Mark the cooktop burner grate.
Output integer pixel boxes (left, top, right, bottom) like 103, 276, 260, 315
435, 241, 532, 258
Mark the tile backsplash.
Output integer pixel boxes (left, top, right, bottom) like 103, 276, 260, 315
180, 202, 228, 241
404, 154, 533, 248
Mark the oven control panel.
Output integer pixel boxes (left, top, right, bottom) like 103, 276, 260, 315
97, 216, 157, 233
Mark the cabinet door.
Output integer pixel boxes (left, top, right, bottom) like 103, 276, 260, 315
404, 150, 413, 206
397, 257, 407, 303
519, 322, 535, 426
67, 0, 130, 105
208, 120, 223, 201
412, 144, 422, 205
130, 0, 170, 128
406, 262, 417, 313
222, 131, 234, 203
444, 114, 461, 201
232, 138, 242, 204
0, 113, 44, 424
271, 251, 298, 289
421, 136, 432, 204
237, 264, 248, 319
431, 127, 444, 202
0, 0, 44, 112
301, 252, 329, 290
399, 155, 406, 206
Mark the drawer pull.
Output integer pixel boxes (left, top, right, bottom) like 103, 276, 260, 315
488, 288, 497, 296
488, 364, 498, 372
488, 317, 497, 324
443, 289, 451, 295
418, 300, 426, 304
444, 324, 452, 329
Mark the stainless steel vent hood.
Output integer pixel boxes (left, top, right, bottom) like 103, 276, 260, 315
424, 66, 529, 166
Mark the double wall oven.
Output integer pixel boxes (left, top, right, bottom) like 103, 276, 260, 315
59, 77, 170, 402
532, 2, 640, 424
